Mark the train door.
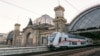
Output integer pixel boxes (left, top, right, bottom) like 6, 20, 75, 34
58, 33, 65, 47
57, 33, 68, 47
63, 37, 67, 46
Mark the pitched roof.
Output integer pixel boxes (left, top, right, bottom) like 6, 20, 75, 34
27, 18, 33, 26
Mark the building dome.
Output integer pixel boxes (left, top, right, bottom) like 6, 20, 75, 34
33, 14, 54, 25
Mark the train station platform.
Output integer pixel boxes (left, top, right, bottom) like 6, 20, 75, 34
0, 46, 48, 56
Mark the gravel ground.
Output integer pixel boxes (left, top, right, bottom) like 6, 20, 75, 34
88, 51, 100, 56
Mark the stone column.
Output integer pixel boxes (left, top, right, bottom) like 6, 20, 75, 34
21, 34, 26, 46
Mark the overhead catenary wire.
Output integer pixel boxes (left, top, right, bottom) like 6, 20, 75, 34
0, 0, 41, 16
64, 0, 80, 12
74, 0, 99, 13
0, 16, 17, 21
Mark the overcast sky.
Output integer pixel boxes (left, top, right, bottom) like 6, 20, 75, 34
0, 0, 100, 33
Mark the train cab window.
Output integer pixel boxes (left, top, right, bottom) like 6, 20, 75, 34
50, 33, 56, 37
59, 37, 61, 43
72, 42, 77, 45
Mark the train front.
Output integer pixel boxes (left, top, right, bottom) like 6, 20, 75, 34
47, 32, 57, 50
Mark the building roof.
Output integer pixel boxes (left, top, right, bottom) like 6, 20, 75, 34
33, 14, 54, 25
28, 18, 33, 26
54, 5, 65, 11
15, 23, 20, 26
69, 5, 100, 31
7, 31, 14, 40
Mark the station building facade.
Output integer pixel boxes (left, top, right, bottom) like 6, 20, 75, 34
7, 4, 100, 46
7, 5, 67, 46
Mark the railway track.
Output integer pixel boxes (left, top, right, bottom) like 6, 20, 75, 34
29, 46, 99, 56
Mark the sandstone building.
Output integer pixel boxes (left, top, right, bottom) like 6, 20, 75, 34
7, 5, 67, 46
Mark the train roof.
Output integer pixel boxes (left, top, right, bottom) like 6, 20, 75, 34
51, 32, 90, 39
67, 33, 87, 39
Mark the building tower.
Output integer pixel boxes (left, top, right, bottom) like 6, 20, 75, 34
15, 23, 20, 31
53, 5, 67, 32
13, 23, 21, 45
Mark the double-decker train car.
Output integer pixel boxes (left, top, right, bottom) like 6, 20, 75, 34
47, 32, 93, 50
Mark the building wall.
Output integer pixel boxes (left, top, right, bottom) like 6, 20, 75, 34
10, 5, 67, 46
0, 33, 8, 44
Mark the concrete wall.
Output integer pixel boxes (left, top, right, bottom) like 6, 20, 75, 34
0, 46, 48, 55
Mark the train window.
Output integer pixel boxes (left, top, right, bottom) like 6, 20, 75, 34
49, 37, 55, 42
50, 33, 56, 37
69, 42, 71, 45
81, 42, 86, 45
59, 37, 61, 43
68, 34, 85, 39
72, 42, 77, 45
87, 40, 88, 42
65, 38, 67, 41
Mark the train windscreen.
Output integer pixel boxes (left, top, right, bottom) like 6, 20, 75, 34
48, 33, 56, 42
